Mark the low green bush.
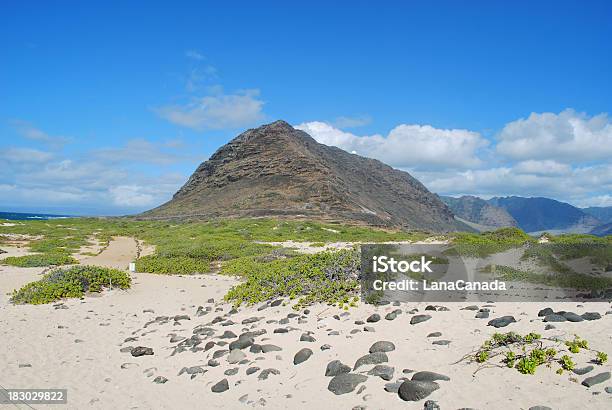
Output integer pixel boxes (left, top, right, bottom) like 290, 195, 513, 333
135, 255, 211, 274
2, 253, 78, 267
10, 265, 131, 304
223, 249, 360, 309
467, 331, 606, 376
447, 227, 533, 257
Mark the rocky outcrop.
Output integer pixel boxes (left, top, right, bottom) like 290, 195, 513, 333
143, 121, 461, 232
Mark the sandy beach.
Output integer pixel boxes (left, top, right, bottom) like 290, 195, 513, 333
0, 237, 610, 409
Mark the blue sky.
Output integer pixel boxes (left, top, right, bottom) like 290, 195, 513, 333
1, 1, 611, 215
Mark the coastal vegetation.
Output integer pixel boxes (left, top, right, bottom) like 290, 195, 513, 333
464, 331, 607, 376
10, 265, 131, 304
2, 218, 610, 306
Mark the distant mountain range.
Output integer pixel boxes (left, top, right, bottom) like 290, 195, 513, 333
439, 196, 517, 228
441, 195, 611, 236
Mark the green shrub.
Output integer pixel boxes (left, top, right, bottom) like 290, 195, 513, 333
565, 336, 588, 353
516, 357, 538, 374
10, 265, 131, 304
135, 255, 211, 274
469, 332, 593, 376
448, 227, 533, 257
3, 253, 78, 267
223, 249, 360, 309
595, 351, 608, 365
559, 355, 575, 371
505, 351, 516, 368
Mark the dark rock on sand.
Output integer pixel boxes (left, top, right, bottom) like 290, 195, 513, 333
369, 341, 395, 353
258, 368, 280, 380
246, 366, 260, 375
384, 381, 403, 393
475, 311, 489, 319
544, 324, 556, 330
432, 340, 451, 345
261, 344, 282, 353
153, 376, 168, 384
528, 406, 552, 410
581, 312, 602, 321
410, 315, 431, 325
385, 311, 398, 321
354, 352, 388, 370
274, 328, 289, 334
220, 330, 237, 339
325, 360, 351, 377
293, 348, 313, 365
488, 316, 516, 328
211, 378, 229, 392
544, 314, 566, 322
562, 312, 584, 322
582, 372, 610, 387
131, 346, 154, 357
327, 373, 368, 395
398, 380, 440, 401
462, 305, 479, 311
411, 371, 450, 382
229, 336, 254, 350
300, 333, 316, 342
224, 368, 239, 376
538, 308, 554, 317
573, 366, 594, 375
367, 364, 394, 380
367, 313, 381, 323
427, 332, 442, 338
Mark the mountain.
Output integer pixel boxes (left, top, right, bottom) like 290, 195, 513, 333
440, 195, 517, 229
488, 196, 601, 234
142, 120, 462, 232
590, 222, 612, 236
582, 206, 612, 224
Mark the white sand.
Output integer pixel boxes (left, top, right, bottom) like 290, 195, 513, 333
0, 238, 611, 409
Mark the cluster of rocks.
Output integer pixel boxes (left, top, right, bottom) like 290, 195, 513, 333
325, 339, 451, 403
538, 307, 602, 323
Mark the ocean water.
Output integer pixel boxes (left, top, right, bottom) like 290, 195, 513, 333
0, 211, 73, 221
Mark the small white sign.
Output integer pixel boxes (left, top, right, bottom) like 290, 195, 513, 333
128, 262, 136, 272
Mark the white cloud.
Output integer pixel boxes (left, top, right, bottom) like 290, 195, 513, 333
109, 185, 156, 207
0, 147, 53, 163
11, 120, 72, 148
513, 160, 571, 176
296, 121, 487, 170
156, 89, 265, 130
497, 109, 612, 162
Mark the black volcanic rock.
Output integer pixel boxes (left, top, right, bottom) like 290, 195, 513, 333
142, 121, 461, 231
